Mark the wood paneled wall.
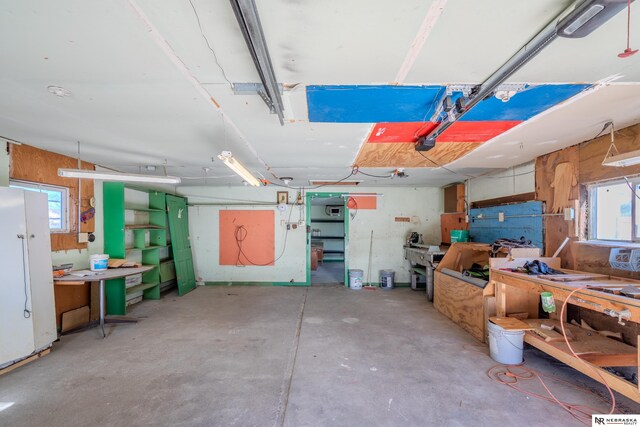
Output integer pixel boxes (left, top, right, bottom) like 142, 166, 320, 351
536, 123, 640, 344
9, 144, 95, 251
536, 122, 640, 276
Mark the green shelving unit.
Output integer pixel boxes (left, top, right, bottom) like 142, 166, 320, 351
103, 183, 175, 315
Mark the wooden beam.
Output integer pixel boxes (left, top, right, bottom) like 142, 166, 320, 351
470, 192, 536, 209
0, 348, 51, 377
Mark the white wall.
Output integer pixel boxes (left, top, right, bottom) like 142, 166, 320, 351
345, 187, 441, 284
467, 161, 535, 203
181, 185, 442, 284
182, 186, 307, 283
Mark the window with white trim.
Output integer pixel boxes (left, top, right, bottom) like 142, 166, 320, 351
9, 180, 69, 233
589, 177, 640, 242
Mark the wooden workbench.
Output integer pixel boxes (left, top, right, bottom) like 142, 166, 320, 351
490, 258, 640, 403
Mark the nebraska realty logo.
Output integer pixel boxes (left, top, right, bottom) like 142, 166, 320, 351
593, 415, 640, 426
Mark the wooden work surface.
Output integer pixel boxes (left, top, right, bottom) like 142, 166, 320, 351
55, 266, 155, 282
524, 319, 635, 357
491, 268, 640, 323
491, 265, 640, 403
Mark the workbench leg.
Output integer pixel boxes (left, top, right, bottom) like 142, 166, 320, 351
496, 282, 506, 317
99, 279, 106, 339
556, 301, 567, 322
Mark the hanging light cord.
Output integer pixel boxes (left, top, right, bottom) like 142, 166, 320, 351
626, 0, 632, 50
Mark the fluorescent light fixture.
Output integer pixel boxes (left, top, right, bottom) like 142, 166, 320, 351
602, 149, 640, 167
217, 151, 262, 186
58, 169, 181, 184
557, 0, 631, 38
562, 4, 604, 35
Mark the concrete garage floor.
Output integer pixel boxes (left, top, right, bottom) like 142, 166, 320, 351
1, 286, 639, 426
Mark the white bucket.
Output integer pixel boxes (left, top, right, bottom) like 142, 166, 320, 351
349, 269, 363, 290
487, 320, 524, 365
90, 254, 109, 271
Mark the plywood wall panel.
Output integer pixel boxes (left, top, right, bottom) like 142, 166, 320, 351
9, 144, 95, 251
536, 122, 640, 274
440, 213, 467, 244
354, 141, 481, 168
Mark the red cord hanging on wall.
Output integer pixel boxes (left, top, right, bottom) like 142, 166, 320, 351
619, 0, 638, 58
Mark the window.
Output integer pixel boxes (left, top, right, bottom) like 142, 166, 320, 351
9, 180, 69, 233
589, 178, 640, 242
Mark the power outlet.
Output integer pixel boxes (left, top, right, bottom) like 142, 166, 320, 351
78, 232, 89, 243
563, 207, 575, 221
498, 212, 505, 222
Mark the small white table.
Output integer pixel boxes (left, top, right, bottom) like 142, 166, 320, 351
55, 266, 155, 338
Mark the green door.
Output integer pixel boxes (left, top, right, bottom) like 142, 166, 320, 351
166, 195, 196, 295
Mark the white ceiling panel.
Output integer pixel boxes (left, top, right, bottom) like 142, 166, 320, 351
255, 0, 435, 84
0, 0, 639, 190
451, 84, 640, 169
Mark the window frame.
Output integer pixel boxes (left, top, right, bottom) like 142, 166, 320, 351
9, 179, 70, 233
588, 177, 640, 242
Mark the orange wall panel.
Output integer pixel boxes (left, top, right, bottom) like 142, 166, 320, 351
219, 210, 275, 266
348, 195, 377, 210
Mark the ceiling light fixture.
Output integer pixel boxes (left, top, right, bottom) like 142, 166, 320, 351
280, 177, 293, 185
217, 151, 262, 186
416, 0, 630, 151
602, 125, 640, 166
58, 169, 181, 184
229, 0, 285, 125
602, 149, 640, 166
47, 85, 72, 97
557, 0, 632, 38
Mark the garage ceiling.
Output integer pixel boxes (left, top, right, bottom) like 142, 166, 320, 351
0, 0, 639, 187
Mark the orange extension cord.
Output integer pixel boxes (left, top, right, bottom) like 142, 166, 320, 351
487, 287, 618, 426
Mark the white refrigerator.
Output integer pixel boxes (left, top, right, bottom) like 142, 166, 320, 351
0, 188, 57, 367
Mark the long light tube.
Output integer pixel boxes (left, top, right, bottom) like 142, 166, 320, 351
602, 149, 640, 167
217, 151, 262, 186
58, 169, 181, 184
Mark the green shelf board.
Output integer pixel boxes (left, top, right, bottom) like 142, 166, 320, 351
126, 225, 165, 230
126, 282, 159, 295
126, 245, 168, 251
125, 207, 165, 212
310, 219, 344, 223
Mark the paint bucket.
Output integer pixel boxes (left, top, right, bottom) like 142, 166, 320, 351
348, 269, 363, 290
90, 254, 109, 272
487, 320, 524, 365
450, 230, 469, 243
379, 270, 395, 289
